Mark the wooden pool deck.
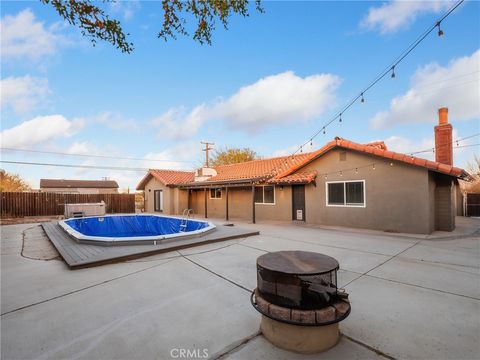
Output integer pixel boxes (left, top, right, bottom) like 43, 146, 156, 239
42, 222, 259, 269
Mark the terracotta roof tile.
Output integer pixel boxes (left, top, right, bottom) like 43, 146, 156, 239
279, 137, 467, 180
207, 153, 313, 183
136, 169, 194, 189
139, 137, 467, 189
267, 170, 318, 185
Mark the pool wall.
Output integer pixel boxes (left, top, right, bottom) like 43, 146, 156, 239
59, 214, 216, 246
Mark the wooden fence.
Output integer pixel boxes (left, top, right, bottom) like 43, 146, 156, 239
0, 192, 135, 218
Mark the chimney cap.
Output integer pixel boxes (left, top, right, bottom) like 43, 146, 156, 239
438, 107, 448, 125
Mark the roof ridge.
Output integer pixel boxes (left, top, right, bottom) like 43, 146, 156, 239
213, 151, 314, 169
149, 169, 194, 173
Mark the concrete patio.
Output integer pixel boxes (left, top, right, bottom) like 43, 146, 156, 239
1, 218, 479, 359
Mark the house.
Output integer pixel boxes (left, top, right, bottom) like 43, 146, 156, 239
137, 108, 468, 234
40, 179, 119, 194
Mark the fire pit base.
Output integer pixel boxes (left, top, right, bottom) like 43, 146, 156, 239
261, 315, 339, 354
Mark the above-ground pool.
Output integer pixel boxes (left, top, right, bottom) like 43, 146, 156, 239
59, 214, 215, 245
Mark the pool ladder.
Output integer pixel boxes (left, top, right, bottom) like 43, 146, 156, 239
179, 209, 194, 232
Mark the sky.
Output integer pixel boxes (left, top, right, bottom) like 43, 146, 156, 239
1, 0, 479, 191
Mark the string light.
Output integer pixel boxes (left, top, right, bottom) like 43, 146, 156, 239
437, 21, 444, 37
310, 139, 313, 146
373, 164, 376, 170
324, 174, 328, 180
339, 171, 343, 176
390, 162, 394, 166
260, 1, 464, 180
339, 113, 342, 123
355, 168, 358, 174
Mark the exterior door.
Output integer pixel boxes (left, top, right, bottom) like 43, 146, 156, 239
154, 190, 163, 212
292, 185, 305, 221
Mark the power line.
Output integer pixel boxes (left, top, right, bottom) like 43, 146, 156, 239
1, 143, 477, 174
266, 0, 465, 177
0, 160, 148, 172
409, 133, 480, 155
0, 147, 196, 163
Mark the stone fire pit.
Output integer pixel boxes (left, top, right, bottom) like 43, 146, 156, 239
251, 251, 351, 353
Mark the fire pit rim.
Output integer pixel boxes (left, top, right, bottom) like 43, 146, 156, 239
250, 289, 351, 327
257, 250, 339, 276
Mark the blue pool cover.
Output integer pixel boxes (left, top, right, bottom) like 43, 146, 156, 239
64, 215, 209, 238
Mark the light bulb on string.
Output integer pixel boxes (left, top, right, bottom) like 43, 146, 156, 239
437, 21, 444, 37
310, 139, 313, 147
324, 174, 328, 180
361, 93, 365, 103
355, 168, 358, 174
391, 66, 396, 79
372, 164, 376, 170
339, 171, 343, 177
323, 127, 326, 135
339, 113, 342, 124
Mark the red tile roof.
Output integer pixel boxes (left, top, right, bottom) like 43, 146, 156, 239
277, 137, 467, 179
136, 169, 194, 189
267, 170, 318, 185
208, 153, 312, 183
138, 137, 467, 189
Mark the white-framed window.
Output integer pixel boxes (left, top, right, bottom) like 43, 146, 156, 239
254, 185, 275, 205
210, 188, 222, 199
326, 180, 365, 207
154, 190, 163, 211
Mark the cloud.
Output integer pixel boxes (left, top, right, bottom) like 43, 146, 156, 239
110, 0, 141, 21
143, 141, 203, 170
382, 128, 467, 164
1, 9, 67, 61
361, 0, 453, 34
370, 50, 480, 129
271, 141, 317, 157
0, 75, 49, 113
89, 111, 141, 132
152, 71, 341, 139
0, 115, 83, 148
150, 106, 208, 140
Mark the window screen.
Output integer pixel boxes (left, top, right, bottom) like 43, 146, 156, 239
255, 186, 275, 204
254, 187, 264, 203
346, 182, 363, 204
264, 186, 275, 204
327, 183, 344, 205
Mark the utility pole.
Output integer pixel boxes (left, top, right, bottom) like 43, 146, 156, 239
201, 141, 214, 167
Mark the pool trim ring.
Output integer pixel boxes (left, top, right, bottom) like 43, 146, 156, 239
59, 213, 216, 245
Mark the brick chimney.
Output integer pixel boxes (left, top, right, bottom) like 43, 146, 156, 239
434, 107, 453, 165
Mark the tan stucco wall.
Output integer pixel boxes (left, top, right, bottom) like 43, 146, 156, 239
143, 177, 173, 214
189, 186, 292, 221
301, 149, 432, 234
40, 187, 118, 194
143, 148, 458, 234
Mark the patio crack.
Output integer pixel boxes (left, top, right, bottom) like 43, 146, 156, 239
342, 333, 396, 360
0, 258, 178, 317
211, 331, 261, 359
177, 251, 251, 293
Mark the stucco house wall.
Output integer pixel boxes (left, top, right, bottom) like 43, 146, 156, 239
300, 148, 432, 234
143, 177, 173, 214
189, 185, 293, 221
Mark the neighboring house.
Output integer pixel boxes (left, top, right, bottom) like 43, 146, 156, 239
137, 108, 468, 234
40, 179, 119, 194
